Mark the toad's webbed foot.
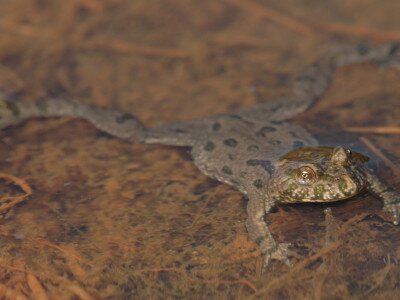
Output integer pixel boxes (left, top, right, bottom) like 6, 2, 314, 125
263, 242, 292, 269
365, 170, 400, 225
383, 201, 400, 225
246, 193, 293, 270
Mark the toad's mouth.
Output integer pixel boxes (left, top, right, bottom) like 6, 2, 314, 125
275, 178, 364, 203
276, 191, 363, 204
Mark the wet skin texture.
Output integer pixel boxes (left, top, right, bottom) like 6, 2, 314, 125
271, 147, 369, 204
1, 43, 400, 269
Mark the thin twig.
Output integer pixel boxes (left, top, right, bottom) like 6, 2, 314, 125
66, 285, 94, 300
248, 242, 340, 298
0, 283, 28, 300
223, 0, 315, 35
224, 0, 400, 42
26, 273, 50, 300
0, 173, 32, 214
134, 266, 258, 292
84, 38, 190, 59
319, 23, 400, 42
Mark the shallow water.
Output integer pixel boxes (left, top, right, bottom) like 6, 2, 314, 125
0, 0, 399, 298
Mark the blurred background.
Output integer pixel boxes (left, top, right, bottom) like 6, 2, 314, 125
0, 0, 399, 298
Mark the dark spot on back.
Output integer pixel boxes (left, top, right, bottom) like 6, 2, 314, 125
268, 140, 281, 146
204, 141, 215, 151
228, 154, 235, 160
256, 126, 276, 137
173, 128, 188, 134
230, 114, 242, 120
224, 138, 238, 147
271, 120, 284, 125
246, 159, 274, 174
293, 141, 304, 149
212, 122, 221, 131
253, 179, 264, 189
222, 166, 233, 175
246, 160, 259, 167
115, 113, 136, 124
357, 44, 369, 55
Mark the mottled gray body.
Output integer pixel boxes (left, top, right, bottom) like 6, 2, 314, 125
190, 116, 317, 194
1, 43, 400, 268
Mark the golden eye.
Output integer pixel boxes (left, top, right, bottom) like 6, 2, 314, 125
296, 166, 317, 185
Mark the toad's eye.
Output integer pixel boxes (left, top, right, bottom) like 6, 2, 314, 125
295, 166, 317, 185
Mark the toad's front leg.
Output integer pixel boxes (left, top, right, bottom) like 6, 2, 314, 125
365, 170, 400, 225
246, 192, 291, 269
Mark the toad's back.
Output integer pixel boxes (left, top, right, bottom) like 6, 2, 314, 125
189, 114, 318, 195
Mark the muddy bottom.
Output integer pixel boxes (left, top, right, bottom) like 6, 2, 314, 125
0, 0, 399, 299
